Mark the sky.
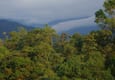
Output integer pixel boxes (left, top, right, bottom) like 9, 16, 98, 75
0, 0, 104, 25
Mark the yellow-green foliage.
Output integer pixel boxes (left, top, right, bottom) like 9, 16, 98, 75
0, 0, 115, 79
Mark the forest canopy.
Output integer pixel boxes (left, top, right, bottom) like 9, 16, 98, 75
0, 0, 115, 80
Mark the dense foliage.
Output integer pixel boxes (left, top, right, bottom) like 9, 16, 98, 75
0, 0, 115, 80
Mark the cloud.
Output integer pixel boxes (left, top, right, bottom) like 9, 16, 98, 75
0, 0, 104, 24
52, 16, 97, 32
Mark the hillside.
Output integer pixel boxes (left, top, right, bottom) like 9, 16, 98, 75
0, 19, 32, 38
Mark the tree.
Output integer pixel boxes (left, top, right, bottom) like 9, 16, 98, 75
82, 33, 97, 53
4, 27, 27, 50
70, 33, 84, 53
95, 0, 115, 78
95, 0, 115, 39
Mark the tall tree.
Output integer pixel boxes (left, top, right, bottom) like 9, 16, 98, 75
95, 0, 115, 78
95, 0, 115, 39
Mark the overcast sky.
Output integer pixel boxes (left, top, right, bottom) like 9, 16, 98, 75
0, 0, 104, 24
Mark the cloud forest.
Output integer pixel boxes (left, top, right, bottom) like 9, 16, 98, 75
0, 0, 115, 80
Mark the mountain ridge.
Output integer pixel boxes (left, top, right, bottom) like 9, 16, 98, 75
0, 19, 33, 38
0, 17, 99, 38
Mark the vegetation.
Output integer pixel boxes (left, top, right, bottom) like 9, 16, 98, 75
0, 0, 115, 80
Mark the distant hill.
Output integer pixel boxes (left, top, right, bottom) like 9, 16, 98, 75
64, 25, 99, 34
0, 19, 32, 38
0, 17, 100, 38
